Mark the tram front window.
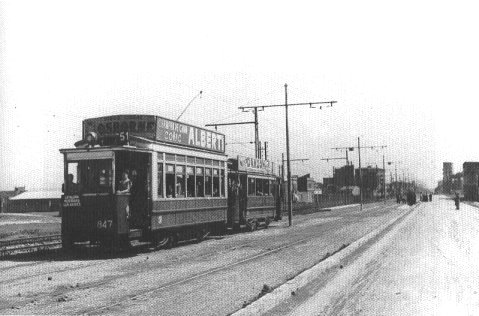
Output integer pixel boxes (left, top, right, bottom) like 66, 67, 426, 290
65, 160, 112, 194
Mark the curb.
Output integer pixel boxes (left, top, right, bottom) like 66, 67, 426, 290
232, 203, 420, 316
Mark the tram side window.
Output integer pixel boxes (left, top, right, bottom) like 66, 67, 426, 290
176, 165, 186, 197
64, 162, 80, 194
264, 179, 270, 196
220, 169, 225, 197
248, 177, 256, 196
213, 169, 220, 197
205, 168, 212, 196
256, 179, 264, 196
196, 167, 204, 197
157, 163, 163, 198
187, 166, 195, 197
165, 164, 175, 198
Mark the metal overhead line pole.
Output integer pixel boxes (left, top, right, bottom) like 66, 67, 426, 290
284, 84, 292, 226
358, 137, 362, 211
383, 153, 386, 204
254, 108, 260, 159
239, 84, 336, 227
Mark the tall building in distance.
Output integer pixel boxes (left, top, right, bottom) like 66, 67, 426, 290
443, 162, 453, 194
463, 162, 479, 201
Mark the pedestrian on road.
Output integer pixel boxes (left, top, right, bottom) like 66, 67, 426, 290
454, 192, 460, 210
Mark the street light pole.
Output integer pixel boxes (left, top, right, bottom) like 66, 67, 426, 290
285, 84, 293, 227
383, 153, 386, 204
358, 137, 363, 211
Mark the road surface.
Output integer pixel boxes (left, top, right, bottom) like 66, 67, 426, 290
267, 196, 479, 315
0, 201, 407, 315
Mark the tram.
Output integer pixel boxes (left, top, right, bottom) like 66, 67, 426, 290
60, 115, 280, 250
227, 156, 280, 231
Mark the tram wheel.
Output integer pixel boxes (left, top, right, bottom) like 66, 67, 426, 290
265, 217, 271, 228
196, 228, 210, 243
247, 220, 258, 232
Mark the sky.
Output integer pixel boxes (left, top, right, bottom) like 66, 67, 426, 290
1, 0, 478, 191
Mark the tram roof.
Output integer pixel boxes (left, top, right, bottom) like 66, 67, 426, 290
60, 136, 228, 160
82, 114, 226, 154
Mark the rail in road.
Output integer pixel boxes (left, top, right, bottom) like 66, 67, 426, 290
1, 201, 407, 314
0, 235, 62, 258
80, 203, 404, 315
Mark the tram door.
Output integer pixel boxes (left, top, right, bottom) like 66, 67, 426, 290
227, 172, 247, 228
115, 151, 151, 230
238, 174, 247, 225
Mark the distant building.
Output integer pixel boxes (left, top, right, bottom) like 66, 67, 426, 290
333, 165, 355, 188
355, 166, 385, 199
297, 174, 316, 192
463, 162, 479, 201
0, 187, 26, 213
322, 177, 335, 193
443, 162, 453, 194
8, 191, 62, 213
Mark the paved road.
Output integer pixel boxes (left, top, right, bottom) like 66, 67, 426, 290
268, 196, 479, 315
0, 201, 407, 315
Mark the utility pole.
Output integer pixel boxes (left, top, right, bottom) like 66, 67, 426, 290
264, 141, 268, 160
358, 137, 362, 211
284, 84, 292, 225
239, 84, 336, 227
387, 161, 401, 198
254, 108, 260, 159
383, 154, 386, 204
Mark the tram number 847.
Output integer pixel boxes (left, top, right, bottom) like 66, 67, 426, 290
97, 220, 113, 229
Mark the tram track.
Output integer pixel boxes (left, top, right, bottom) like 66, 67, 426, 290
0, 235, 62, 259
1, 202, 401, 313
0, 202, 389, 285
79, 203, 404, 315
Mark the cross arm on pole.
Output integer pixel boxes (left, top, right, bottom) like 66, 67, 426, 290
239, 100, 336, 111
205, 121, 255, 127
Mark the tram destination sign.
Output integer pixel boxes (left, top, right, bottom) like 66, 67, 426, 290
83, 115, 225, 153
237, 155, 275, 175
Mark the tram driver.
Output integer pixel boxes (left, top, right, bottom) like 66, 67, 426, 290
117, 170, 132, 194
62, 173, 81, 194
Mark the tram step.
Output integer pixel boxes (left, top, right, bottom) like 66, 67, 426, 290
129, 229, 142, 239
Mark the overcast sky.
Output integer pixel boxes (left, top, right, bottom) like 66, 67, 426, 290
1, 0, 478, 191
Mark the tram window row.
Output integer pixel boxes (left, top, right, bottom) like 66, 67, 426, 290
157, 153, 226, 199
247, 177, 273, 196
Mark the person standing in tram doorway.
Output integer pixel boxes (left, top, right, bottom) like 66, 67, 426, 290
117, 170, 132, 194
117, 170, 132, 219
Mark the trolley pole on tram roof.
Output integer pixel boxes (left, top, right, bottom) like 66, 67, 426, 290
239, 84, 336, 227
177, 91, 203, 121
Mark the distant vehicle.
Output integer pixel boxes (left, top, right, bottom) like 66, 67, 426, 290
60, 115, 281, 250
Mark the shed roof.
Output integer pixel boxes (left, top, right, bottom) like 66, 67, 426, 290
9, 191, 62, 200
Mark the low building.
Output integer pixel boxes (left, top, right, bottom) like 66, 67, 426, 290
8, 191, 62, 213
0, 187, 26, 213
